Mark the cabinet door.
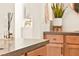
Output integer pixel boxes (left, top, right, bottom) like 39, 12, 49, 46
27, 46, 47, 56
27, 49, 39, 56
65, 44, 79, 56
47, 44, 63, 56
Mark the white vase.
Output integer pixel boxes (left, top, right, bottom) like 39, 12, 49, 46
53, 18, 62, 26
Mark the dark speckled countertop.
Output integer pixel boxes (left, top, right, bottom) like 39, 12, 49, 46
44, 32, 79, 35
0, 39, 49, 56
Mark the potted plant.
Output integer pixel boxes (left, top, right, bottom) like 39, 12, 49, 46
51, 3, 66, 26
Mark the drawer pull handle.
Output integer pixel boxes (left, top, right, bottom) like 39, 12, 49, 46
53, 38, 56, 40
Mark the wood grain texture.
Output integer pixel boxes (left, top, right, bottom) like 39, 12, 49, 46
45, 34, 63, 43
27, 46, 47, 56
44, 32, 79, 56
66, 36, 79, 44
47, 44, 63, 56
44, 33, 64, 56
65, 44, 79, 56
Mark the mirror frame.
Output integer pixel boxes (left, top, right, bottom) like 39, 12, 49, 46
70, 3, 79, 14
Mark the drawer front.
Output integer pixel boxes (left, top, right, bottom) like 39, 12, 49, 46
45, 35, 63, 43
66, 36, 79, 44
66, 44, 79, 48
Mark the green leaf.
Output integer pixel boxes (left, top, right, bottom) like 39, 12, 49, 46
51, 3, 66, 18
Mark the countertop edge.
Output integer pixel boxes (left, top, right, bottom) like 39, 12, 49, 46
1, 40, 49, 56
44, 32, 79, 35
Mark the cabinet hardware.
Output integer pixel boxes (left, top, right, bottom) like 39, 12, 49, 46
53, 38, 56, 40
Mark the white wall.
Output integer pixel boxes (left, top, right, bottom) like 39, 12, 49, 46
63, 5, 79, 32
0, 3, 15, 39
15, 3, 24, 48
23, 3, 50, 39
23, 3, 79, 39
31, 3, 50, 39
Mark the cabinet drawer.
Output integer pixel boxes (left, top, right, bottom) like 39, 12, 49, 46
66, 44, 79, 48
66, 36, 79, 44
45, 35, 63, 43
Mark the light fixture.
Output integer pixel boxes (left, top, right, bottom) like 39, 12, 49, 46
24, 18, 32, 28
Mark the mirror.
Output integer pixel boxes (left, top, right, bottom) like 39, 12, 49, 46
70, 3, 79, 13
73, 3, 79, 13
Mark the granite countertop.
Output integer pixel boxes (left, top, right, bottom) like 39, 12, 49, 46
44, 32, 79, 35
0, 39, 49, 56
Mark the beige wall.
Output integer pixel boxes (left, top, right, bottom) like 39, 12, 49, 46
0, 3, 15, 38
23, 3, 79, 39
63, 4, 79, 32
23, 3, 50, 39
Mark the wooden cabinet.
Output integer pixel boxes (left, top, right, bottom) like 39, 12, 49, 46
47, 44, 63, 56
65, 35, 79, 56
44, 32, 79, 56
66, 35, 79, 44
45, 35, 63, 43
27, 46, 47, 56
44, 34, 64, 56
65, 44, 79, 56
44, 33, 79, 56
